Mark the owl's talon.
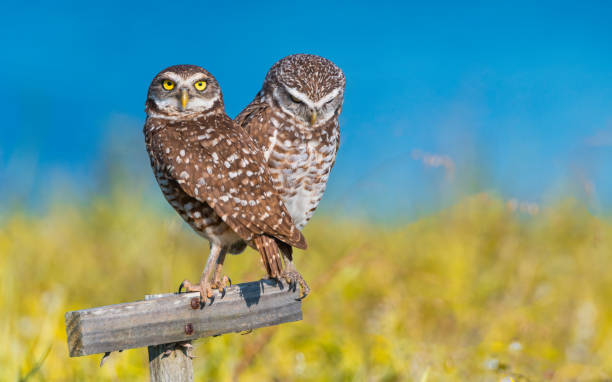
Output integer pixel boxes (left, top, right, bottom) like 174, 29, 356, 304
281, 270, 310, 300
179, 279, 200, 293
211, 275, 231, 295
178, 279, 212, 304
210, 274, 231, 300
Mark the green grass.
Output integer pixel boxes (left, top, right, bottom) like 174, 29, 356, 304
1, 192, 611, 381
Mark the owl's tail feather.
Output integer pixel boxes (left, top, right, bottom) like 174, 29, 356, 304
254, 235, 283, 279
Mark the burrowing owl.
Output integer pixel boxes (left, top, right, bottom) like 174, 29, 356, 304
144, 65, 306, 303
235, 54, 345, 293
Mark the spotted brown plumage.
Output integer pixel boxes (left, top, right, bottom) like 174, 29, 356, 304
143, 64, 306, 302
235, 54, 345, 294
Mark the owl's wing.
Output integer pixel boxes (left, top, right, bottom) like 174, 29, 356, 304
234, 101, 275, 153
234, 100, 266, 128
147, 115, 306, 250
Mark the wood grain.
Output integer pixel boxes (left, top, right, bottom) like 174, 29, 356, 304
145, 293, 194, 382
148, 343, 194, 382
65, 279, 302, 357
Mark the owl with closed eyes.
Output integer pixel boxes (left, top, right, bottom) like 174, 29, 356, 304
143, 65, 307, 303
235, 54, 345, 295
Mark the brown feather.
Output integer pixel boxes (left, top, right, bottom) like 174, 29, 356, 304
145, 113, 306, 250
253, 236, 283, 278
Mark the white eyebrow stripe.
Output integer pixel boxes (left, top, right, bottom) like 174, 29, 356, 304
161, 72, 206, 85
162, 72, 182, 82
284, 86, 315, 108
185, 73, 206, 83
284, 86, 342, 109
314, 87, 342, 108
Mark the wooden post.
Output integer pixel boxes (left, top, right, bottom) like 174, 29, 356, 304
148, 342, 194, 382
65, 279, 302, 381
145, 294, 194, 382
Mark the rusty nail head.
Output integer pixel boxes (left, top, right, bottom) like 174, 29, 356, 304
190, 297, 200, 309
185, 323, 194, 335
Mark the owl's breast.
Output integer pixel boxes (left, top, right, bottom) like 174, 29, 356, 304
268, 128, 339, 230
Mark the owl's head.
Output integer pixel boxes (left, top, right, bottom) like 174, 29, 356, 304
146, 65, 223, 117
263, 54, 345, 126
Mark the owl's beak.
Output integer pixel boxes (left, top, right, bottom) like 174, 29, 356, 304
180, 89, 189, 110
310, 110, 317, 125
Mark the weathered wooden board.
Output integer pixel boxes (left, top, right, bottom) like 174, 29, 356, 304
65, 279, 302, 357
146, 293, 194, 382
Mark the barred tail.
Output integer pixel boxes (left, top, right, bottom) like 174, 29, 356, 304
253, 235, 283, 279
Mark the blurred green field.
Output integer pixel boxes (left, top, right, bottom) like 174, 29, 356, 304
2, 191, 612, 381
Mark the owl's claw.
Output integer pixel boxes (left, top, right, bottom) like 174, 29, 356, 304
178, 279, 213, 304
211, 275, 231, 297
281, 270, 310, 300
179, 245, 228, 304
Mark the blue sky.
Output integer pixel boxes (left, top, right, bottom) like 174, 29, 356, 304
2, 1, 611, 216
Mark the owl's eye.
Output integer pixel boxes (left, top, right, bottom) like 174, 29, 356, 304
289, 94, 301, 103
194, 81, 207, 91
162, 80, 175, 91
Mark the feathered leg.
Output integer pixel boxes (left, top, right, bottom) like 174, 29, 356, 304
179, 244, 227, 304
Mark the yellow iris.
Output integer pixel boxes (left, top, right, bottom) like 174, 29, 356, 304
162, 80, 175, 91
194, 80, 207, 91
290, 94, 301, 103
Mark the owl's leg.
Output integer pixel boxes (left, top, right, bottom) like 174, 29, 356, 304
211, 250, 231, 295
278, 242, 310, 300
179, 244, 227, 304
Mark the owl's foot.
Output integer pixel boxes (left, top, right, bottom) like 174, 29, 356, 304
281, 269, 310, 300
210, 253, 231, 297
179, 245, 229, 304
211, 275, 231, 296
178, 279, 213, 304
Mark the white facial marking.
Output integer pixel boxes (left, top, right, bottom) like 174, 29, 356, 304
272, 85, 343, 125
314, 87, 342, 108
151, 71, 219, 113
